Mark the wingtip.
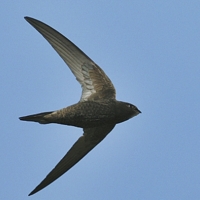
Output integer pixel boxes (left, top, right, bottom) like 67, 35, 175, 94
24, 16, 29, 21
24, 16, 35, 23
28, 192, 33, 196
28, 179, 50, 196
28, 185, 41, 196
28, 190, 36, 196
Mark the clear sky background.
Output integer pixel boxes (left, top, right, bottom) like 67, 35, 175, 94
1, 1, 200, 200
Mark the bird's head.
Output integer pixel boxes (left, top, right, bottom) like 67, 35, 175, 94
115, 101, 141, 123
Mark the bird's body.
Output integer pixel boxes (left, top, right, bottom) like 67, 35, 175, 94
20, 100, 138, 128
20, 17, 141, 196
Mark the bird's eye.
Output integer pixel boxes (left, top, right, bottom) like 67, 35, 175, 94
127, 104, 133, 108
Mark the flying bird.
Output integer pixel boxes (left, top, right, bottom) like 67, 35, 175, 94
20, 17, 141, 196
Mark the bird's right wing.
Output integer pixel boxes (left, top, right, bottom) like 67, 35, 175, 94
24, 17, 116, 101
29, 124, 115, 196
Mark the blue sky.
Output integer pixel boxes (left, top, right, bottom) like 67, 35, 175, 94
1, 1, 200, 199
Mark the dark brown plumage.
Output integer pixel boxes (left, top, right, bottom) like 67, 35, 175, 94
19, 17, 141, 196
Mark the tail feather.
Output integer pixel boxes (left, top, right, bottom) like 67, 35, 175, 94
19, 111, 53, 124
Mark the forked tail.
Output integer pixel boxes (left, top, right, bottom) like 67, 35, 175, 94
19, 111, 53, 124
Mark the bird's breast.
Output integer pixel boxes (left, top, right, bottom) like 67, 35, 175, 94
54, 100, 117, 128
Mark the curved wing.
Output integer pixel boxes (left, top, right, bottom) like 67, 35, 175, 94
25, 17, 116, 101
29, 124, 115, 196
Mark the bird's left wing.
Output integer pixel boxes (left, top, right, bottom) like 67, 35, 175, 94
29, 124, 115, 196
24, 17, 116, 101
